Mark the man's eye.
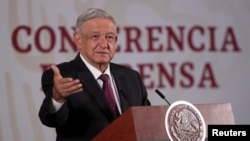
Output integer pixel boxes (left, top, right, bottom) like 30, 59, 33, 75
106, 35, 115, 41
107, 35, 113, 39
91, 35, 99, 40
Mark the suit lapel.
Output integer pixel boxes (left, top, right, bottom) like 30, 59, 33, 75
110, 64, 131, 113
73, 54, 115, 122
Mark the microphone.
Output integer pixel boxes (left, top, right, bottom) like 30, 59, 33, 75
155, 89, 171, 105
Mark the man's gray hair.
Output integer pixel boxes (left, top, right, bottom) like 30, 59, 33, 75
75, 8, 116, 32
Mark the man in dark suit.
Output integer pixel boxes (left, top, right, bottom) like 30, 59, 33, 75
39, 8, 151, 141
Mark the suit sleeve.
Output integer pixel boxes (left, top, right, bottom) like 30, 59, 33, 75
38, 68, 69, 127
135, 71, 151, 106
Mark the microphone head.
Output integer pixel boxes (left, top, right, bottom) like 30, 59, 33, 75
155, 89, 165, 99
155, 89, 171, 105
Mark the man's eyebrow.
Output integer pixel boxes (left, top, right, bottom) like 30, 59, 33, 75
106, 32, 116, 35
90, 32, 100, 34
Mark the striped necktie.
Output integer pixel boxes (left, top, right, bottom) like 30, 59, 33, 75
99, 74, 119, 118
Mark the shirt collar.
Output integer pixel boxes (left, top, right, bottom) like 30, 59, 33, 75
79, 53, 111, 79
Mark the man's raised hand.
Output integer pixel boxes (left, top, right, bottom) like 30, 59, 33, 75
51, 65, 83, 103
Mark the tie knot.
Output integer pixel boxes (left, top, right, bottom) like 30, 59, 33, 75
99, 74, 110, 82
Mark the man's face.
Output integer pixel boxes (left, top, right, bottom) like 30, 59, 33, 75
74, 18, 117, 69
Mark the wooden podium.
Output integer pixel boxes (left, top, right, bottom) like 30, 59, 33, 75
92, 103, 235, 141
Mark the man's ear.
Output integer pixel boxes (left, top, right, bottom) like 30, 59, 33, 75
73, 32, 82, 50
115, 35, 118, 43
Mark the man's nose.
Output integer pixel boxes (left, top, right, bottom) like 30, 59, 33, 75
99, 36, 108, 47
